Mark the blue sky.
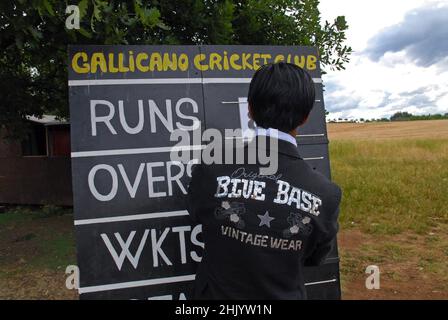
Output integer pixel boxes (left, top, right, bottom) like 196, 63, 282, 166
319, 0, 448, 120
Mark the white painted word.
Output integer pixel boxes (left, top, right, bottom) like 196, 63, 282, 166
88, 160, 194, 201
90, 98, 200, 136
101, 224, 203, 270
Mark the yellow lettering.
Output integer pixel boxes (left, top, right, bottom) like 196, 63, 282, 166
149, 53, 163, 71
129, 51, 135, 72
118, 53, 129, 72
209, 53, 222, 70
253, 53, 261, 70
136, 53, 149, 72
90, 53, 107, 73
194, 53, 208, 71
71, 52, 89, 73
223, 51, 229, 70
108, 53, 118, 73
241, 53, 253, 70
163, 53, 177, 71
178, 53, 189, 71
274, 54, 284, 63
294, 55, 306, 68
261, 54, 271, 66
307, 55, 317, 70
229, 54, 241, 70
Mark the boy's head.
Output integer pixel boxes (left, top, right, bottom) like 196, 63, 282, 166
247, 62, 316, 133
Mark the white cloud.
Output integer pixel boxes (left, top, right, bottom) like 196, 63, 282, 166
318, 0, 448, 119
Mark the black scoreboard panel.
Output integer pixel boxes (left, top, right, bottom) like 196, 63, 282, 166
68, 45, 340, 300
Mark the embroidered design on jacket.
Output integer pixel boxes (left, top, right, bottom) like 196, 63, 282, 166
215, 201, 246, 229
257, 211, 275, 228
282, 212, 313, 238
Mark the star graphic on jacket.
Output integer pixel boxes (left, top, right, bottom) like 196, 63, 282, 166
257, 211, 275, 228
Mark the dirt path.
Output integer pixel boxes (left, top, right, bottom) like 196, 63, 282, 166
338, 228, 448, 299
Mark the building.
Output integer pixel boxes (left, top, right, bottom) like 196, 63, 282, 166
0, 115, 73, 206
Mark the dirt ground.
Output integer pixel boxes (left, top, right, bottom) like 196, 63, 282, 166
338, 228, 448, 299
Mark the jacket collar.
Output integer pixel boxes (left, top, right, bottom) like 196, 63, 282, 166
254, 127, 298, 147
246, 135, 302, 160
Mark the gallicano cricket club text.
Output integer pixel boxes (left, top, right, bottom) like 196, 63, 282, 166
71, 50, 318, 73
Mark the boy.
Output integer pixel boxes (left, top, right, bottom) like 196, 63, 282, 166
187, 62, 341, 299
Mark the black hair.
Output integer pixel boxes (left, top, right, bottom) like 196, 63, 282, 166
247, 62, 316, 132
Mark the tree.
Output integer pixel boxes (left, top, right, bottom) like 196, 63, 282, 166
390, 111, 414, 121
0, 0, 352, 138
390, 111, 448, 121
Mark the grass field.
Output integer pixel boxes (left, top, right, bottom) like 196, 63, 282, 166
0, 206, 77, 299
328, 120, 448, 299
327, 119, 448, 140
0, 119, 447, 299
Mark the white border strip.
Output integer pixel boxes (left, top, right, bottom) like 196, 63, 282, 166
72, 147, 325, 160
304, 279, 337, 286
203, 78, 251, 84
74, 210, 189, 226
78, 274, 196, 294
68, 77, 322, 86
71, 144, 204, 158
296, 134, 325, 137
69, 78, 202, 86
78, 276, 337, 294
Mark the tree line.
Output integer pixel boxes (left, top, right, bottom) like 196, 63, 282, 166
389, 112, 448, 121
327, 112, 448, 123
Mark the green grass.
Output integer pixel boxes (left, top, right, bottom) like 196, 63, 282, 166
330, 138, 448, 235
34, 234, 76, 269
0, 205, 72, 225
0, 206, 76, 271
0, 207, 34, 225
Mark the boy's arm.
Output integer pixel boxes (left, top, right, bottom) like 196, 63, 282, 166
304, 188, 342, 266
186, 163, 205, 223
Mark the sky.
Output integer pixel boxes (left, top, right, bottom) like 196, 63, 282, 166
318, 0, 448, 120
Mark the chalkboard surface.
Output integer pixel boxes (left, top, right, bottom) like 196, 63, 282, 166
68, 45, 340, 299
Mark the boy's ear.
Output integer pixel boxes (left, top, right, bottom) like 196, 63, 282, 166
248, 103, 254, 120
300, 115, 309, 125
